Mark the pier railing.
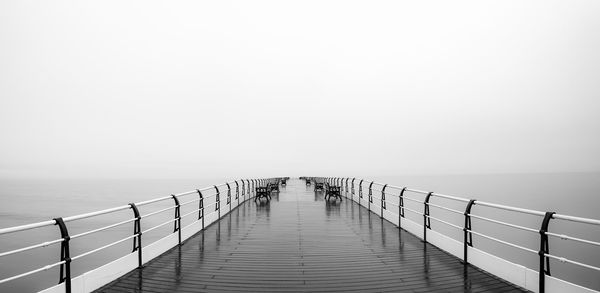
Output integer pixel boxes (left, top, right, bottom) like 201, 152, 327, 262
313, 177, 600, 293
0, 178, 283, 293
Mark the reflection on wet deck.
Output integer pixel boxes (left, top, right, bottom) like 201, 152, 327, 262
96, 180, 527, 292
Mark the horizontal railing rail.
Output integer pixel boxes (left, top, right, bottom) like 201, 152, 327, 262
318, 177, 600, 293
0, 177, 287, 293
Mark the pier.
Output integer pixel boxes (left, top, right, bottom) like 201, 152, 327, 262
97, 179, 523, 292
1, 177, 599, 293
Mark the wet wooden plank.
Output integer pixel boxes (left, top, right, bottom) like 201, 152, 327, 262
96, 180, 529, 293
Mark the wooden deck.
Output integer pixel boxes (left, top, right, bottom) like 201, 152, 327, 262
96, 180, 528, 292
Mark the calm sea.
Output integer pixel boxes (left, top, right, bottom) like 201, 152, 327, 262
1, 173, 599, 292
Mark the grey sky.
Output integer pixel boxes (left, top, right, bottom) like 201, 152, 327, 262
1, 1, 599, 179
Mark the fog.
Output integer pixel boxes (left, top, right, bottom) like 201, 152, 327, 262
1, 1, 599, 179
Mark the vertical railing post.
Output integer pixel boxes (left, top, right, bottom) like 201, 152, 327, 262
423, 192, 433, 243
53, 217, 71, 293
235, 181, 239, 205
197, 189, 204, 230
128, 203, 142, 268
241, 180, 245, 201
381, 184, 387, 219
463, 199, 476, 265
247, 179, 251, 198
171, 194, 181, 245
399, 187, 406, 229
351, 178, 356, 201
345, 178, 349, 196
226, 183, 231, 211
539, 211, 555, 293
368, 182, 374, 210
358, 179, 363, 205
242, 180, 246, 200
214, 185, 220, 219
346, 178, 350, 197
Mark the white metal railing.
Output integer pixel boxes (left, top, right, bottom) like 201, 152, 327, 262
0, 177, 286, 293
317, 177, 600, 293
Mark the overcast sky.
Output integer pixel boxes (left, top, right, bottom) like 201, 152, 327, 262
1, 1, 599, 179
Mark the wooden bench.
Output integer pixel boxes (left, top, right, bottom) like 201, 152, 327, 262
314, 182, 324, 191
268, 183, 279, 193
325, 185, 342, 201
254, 187, 271, 202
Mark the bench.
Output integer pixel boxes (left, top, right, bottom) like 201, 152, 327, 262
254, 187, 271, 202
325, 185, 342, 201
268, 183, 279, 193
314, 182, 324, 191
